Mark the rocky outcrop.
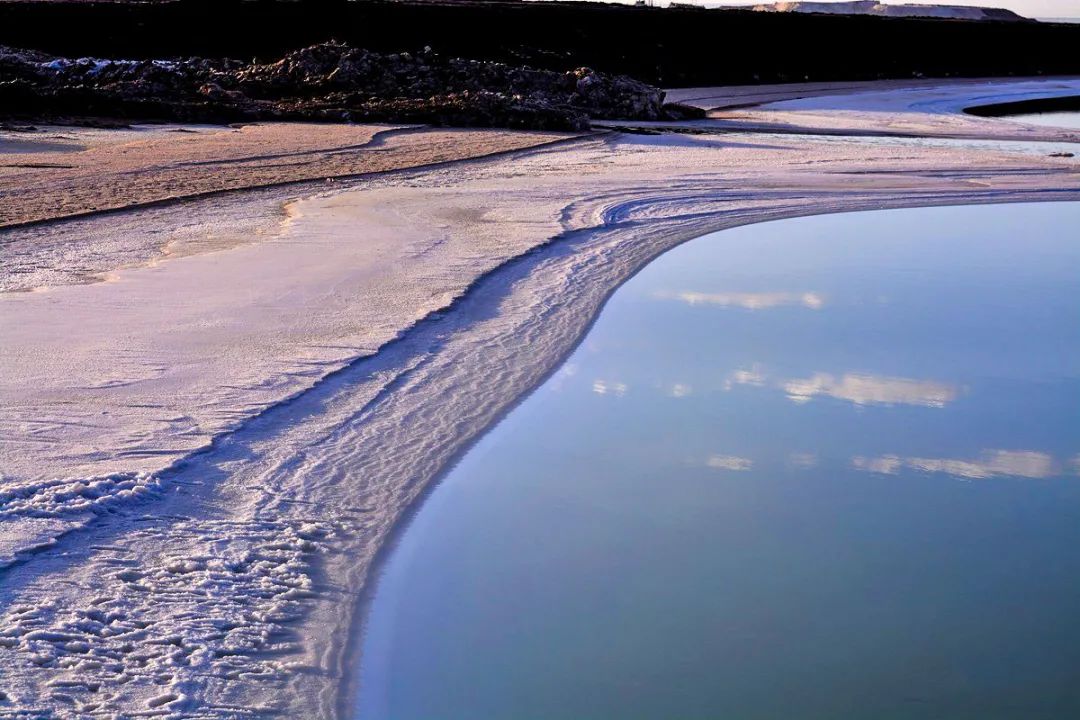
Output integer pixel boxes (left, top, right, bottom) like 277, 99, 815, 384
0, 42, 700, 130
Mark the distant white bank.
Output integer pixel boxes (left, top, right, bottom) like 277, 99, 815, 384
742, 1, 1028, 21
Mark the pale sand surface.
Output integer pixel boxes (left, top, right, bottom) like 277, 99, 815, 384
0, 122, 576, 227
667, 76, 1080, 139
0, 78, 1078, 718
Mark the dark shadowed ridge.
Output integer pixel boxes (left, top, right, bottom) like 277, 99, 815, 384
1, 0, 1080, 87
0, 41, 706, 130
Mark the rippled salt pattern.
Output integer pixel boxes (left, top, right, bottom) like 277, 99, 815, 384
357, 202, 1080, 720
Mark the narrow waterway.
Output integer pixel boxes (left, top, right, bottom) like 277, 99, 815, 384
356, 202, 1080, 720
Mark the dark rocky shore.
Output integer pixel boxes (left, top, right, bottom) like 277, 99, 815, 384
3, 0, 1078, 130
3, 0, 1080, 88
0, 42, 701, 130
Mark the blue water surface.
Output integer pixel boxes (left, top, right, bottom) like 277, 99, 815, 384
357, 202, 1080, 720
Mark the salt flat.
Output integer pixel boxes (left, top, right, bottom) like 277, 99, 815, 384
667, 76, 1080, 139
0, 123, 573, 228
0, 78, 1078, 717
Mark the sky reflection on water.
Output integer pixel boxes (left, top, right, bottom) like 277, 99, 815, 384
357, 202, 1080, 720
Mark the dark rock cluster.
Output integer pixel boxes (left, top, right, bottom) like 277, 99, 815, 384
0, 41, 703, 130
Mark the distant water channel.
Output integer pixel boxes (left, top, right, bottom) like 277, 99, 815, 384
356, 202, 1080, 719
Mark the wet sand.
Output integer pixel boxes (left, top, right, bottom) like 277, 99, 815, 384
1, 78, 1079, 718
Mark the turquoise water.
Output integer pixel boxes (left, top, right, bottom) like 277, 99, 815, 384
1007, 110, 1080, 131
356, 202, 1080, 720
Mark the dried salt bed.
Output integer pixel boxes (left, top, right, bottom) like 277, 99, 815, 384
0, 122, 575, 228
666, 76, 1080, 140
1, 78, 1079, 717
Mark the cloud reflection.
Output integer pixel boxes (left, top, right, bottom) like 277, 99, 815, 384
723, 365, 767, 391
668, 383, 693, 398
784, 372, 957, 408
851, 455, 904, 474
853, 450, 1056, 479
592, 379, 628, 397
707, 454, 754, 471
653, 290, 824, 310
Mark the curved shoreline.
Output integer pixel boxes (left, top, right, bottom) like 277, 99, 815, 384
347, 198, 1080, 720
333, 190, 1080, 720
